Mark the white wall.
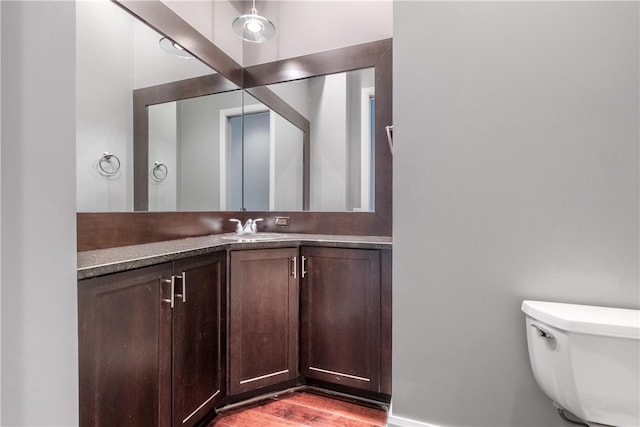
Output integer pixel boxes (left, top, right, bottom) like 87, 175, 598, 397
242, 0, 392, 66
392, 2, 639, 427
1, 1, 78, 425
178, 91, 242, 210
161, 1, 391, 68
347, 68, 374, 211
149, 102, 178, 211
0, 2, 3, 421
76, 0, 215, 213
76, 0, 133, 212
133, 17, 214, 90
309, 74, 349, 211
161, 0, 243, 66
272, 113, 304, 210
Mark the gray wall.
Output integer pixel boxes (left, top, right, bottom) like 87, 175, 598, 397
392, 2, 639, 427
1, 1, 78, 425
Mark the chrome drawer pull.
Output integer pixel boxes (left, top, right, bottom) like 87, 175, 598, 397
292, 257, 297, 279
162, 278, 175, 309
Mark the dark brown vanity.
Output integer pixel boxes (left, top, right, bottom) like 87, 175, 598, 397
77, 1, 392, 426
78, 235, 391, 426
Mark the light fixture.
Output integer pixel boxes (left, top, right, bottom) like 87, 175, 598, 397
159, 37, 194, 59
232, 0, 276, 43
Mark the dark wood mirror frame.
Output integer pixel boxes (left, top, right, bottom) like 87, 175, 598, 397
77, 0, 392, 251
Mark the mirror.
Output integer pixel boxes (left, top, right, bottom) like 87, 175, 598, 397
147, 91, 243, 211
230, 92, 305, 211
145, 90, 304, 212
77, 1, 386, 215
142, 67, 374, 212
263, 67, 375, 212
76, 0, 238, 212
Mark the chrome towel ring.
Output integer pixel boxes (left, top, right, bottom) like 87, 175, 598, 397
151, 161, 168, 182
98, 152, 121, 177
385, 125, 393, 155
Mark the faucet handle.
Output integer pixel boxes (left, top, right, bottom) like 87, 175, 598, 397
252, 218, 263, 233
229, 219, 243, 235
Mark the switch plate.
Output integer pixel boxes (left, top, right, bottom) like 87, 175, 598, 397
274, 217, 290, 226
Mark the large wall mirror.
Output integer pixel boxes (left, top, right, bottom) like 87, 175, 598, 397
77, 0, 391, 250
77, 1, 387, 215
76, 0, 237, 212
136, 68, 375, 212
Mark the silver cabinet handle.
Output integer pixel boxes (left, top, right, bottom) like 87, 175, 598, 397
174, 272, 186, 303
530, 324, 554, 340
292, 257, 297, 279
162, 277, 175, 309
301, 256, 307, 279
180, 272, 186, 303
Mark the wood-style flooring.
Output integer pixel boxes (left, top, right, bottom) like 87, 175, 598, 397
207, 391, 388, 427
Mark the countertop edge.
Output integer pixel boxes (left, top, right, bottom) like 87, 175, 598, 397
78, 234, 392, 280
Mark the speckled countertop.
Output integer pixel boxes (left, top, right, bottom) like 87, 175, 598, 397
78, 233, 392, 280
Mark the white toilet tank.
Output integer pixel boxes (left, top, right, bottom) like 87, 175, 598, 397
522, 300, 640, 427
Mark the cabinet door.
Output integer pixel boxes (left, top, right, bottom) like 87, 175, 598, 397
300, 247, 381, 392
172, 253, 225, 427
78, 263, 173, 427
229, 248, 299, 395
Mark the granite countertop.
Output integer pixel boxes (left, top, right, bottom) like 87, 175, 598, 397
78, 233, 392, 280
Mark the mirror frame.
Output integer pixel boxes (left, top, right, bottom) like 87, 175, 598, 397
77, 1, 392, 251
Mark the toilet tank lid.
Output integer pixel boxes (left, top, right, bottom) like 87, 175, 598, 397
521, 300, 640, 339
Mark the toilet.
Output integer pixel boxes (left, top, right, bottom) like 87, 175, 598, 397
521, 300, 640, 427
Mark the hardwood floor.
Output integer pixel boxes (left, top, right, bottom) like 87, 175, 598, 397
208, 392, 388, 427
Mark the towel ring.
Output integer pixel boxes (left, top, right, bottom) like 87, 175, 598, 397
151, 161, 168, 182
98, 152, 121, 177
385, 125, 394, 155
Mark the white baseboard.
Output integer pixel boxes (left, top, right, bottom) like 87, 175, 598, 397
386, 413, 442, 427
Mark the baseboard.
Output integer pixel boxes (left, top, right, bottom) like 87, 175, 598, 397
386, 413, 442, 427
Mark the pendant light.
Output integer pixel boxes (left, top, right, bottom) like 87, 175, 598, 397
159, 37, 194, 59
232, 0, 276, 43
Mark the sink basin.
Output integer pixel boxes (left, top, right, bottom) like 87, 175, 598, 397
219, 233, 287, 242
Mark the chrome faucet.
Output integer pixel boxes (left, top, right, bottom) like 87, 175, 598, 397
229, 218, 263, 235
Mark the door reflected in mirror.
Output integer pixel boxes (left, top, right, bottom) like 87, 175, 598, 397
231, 93, 305, 211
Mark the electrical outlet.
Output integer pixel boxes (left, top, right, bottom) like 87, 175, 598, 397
274, 217, 290, 226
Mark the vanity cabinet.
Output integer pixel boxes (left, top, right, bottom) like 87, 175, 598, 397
172, 254, 225, 427
228, 248, 299, 395
300, 247, 386, 394
78, 252, 225, 427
